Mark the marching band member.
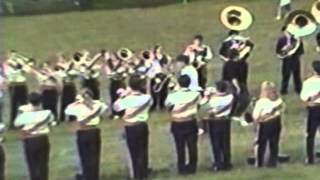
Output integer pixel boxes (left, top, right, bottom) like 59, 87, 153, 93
14, 92, 56, 180
176, 55, 201, 92
4, 54, 28, 128
200, 81, 234, 171
79, 50, 104, 100
33, 61, 61, 120
300, 60, 320, 165
150, 45, 172, 110
55, 54, 78, 122
222, 49, 248, 116
0, 64, 5, 123
65, 88, 108, 180
219, 6, 255, 93
252, 81, 284, 167
165, 75, 201, 175
104, 52, 127, 119
0, 123, 5, 180
113, 75, 153, 180
184, 35, 213, 89
276, 26, 304, 95
316, 32, 320, 52
276, 0, 291, 20
219, 30, 254, 91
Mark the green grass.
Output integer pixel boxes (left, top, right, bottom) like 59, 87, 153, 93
2, 0, 320, 179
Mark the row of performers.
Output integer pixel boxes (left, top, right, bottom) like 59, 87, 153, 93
4, 26, 318, 129
2, 34, 218, 128
6, 58, 320, 180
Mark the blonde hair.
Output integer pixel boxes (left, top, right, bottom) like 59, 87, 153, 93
259, 81, 279, 100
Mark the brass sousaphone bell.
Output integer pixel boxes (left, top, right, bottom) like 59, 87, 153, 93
311, 0, 320, 23
220, 6, 254, 31
284, 10, 318, 37
116, 48, 134, 61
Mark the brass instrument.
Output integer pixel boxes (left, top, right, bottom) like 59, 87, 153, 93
152, 62, 178, 93
8, 51, 35, 70
284, 10, 317, 37
311, 0, 320, 23
116, 48, 134, 62
279, 10, 317, 58
220, 6, 254, 31
219, 6, 254, 61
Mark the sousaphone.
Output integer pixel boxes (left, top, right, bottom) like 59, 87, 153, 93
284, 10, 317, 37
220, 6, 254, 31
116, 48, 134, 62
311, 0, 320, 23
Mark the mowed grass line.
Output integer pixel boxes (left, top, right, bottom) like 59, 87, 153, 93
2, 0, 320, 179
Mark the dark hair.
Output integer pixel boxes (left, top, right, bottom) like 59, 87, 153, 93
228, 30, 239, 36
129, 75, 146, 92
228, 49, 239, 61
142, 51, 150, 60
194, 34, 203, 42
281, 25, 287, 32
73, 52, 82, 62
28, 92, 42, 106
312, 60, 320, 75
176, 54, 189, 65
178, 75, 191, 88
81, 88, 94, 99
215, 81, 228, 93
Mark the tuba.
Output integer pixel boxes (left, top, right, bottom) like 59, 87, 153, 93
220, 6, 254, 31
220, 6, 255, 61
116, 48, 134, 62
311, 0, 320, 23
279, 10, 318, 58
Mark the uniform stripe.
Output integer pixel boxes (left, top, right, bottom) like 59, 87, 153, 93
23, 114, 52, 135
213, 103, 233, 117
123, 99, 152, 120
79, 106, 103, 126
172, 95, 200, 114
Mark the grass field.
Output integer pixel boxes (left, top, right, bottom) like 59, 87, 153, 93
2, 0, 320, 179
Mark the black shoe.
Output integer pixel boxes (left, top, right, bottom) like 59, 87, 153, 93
211, 164, 222, 172
75, 174, 84, 180
222, 163, 233, 171
305, 158, 314, 165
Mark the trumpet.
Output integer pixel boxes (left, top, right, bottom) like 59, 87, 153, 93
9, 50, 35, 67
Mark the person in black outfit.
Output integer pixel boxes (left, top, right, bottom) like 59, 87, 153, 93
222, 49, 249, 116
105, 53, 126, 119
165, 75, 201, 175
276, 27, 304, 95
201, 81, 234, 171
150, 45, 171, 111
14, 92, 56, 180
300, 61, 320, 164
316, 32, 320, 52
0, 123, 5, 180
219, 30, 254, 92
5, 61, 28, 128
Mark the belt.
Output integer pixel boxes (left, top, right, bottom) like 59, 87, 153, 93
78, 125, 99, 131
209, 114, 229, 121
41, 85, 57, 90
172, 115, 196, 122
21, 132, 48, 139
123, 121, 146, 127
9, 82, 26, 86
